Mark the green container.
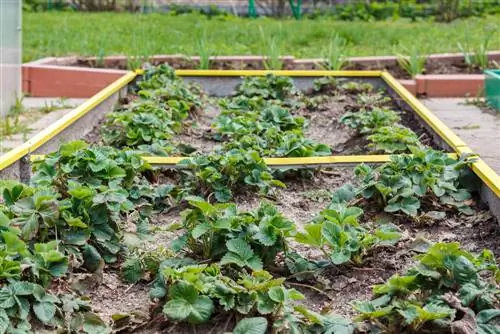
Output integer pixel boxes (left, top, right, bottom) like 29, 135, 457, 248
485, 69, 500, 111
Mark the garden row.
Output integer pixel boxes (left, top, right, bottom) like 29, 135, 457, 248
0, 65, 498, 333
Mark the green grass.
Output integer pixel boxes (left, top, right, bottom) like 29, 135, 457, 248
23, 12, 500, 62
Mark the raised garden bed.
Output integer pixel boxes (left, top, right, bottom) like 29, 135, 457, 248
0, 68, 499, 333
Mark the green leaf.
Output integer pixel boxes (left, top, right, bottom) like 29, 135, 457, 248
331, 184, 357, 204
169, 282, 198, 303
191, 223, 210, 239
477, 309, 500, 324
82, 244, 103, 273
121, 258, 143, 284
0, 308, 9, 334
83, 312, 108, 334
188, 296, 214, 324
321, 314, 354, 334
295, 224, 323, 247
33, 301, 56, 324
268, 287, 286, 303
163, 299, 191, 321
220, 239, 263, 271
232, 317, 268, 334
12, 282, 35, 296
60, 140, 88, 157
163, 282, 214, 324
149, 286, 167, 299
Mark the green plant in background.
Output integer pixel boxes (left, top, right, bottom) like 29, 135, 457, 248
355, 92, 392, 110
102, 64, 205, 154
0, 96, 30, 139
341, 108, 401, 134
367, 125, 420, 153
213, 96, 331, 158
259, 26, 283, 70
397, 46, 427, 78
236, 74, 296, 101
458, 28, 496, 70
320, 33, 348, 71
196, 31, 213, 70
355, 242, 499, 333
340, 81, 374, 95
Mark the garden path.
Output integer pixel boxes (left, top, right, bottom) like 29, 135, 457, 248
422, 98, 500, 174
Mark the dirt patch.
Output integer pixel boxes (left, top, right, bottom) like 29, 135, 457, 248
86, 272, 151, 326
174, 104, 221, 154
73, 57, 491, 79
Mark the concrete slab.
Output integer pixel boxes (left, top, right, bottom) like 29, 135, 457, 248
0, 97, 86, 154
422, 98, 500, 173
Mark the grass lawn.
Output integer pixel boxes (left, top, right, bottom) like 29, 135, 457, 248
23, 12, 500, 62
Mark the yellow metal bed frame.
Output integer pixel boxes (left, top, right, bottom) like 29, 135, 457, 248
1, 70, 498, 197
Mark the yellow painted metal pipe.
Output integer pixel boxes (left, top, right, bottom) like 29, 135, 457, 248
381, 72, 468, 150
135, 69, 382, 77
175, 70, 383, 77
31, 153, 458, 166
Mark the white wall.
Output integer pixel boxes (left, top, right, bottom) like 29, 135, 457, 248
0, 0, 22, 117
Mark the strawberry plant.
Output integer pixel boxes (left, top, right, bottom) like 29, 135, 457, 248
0, 216, 107, 332
354, 242, 499, 333
367, 125, 420, 153
341, 108, 401, 134
173, 197, 295, 267
137, 64, 177, 90
214, 98, 330, 158
355, 92, 392, 110
340, 82, 374, 94
295, 204, 400, 266
236, 74, 296, 101
102, 64, 205, 154
11, 141, 169, 269
138, 64, 203, 113
101, 99, 183, 153
354, 147, 475, 216
178, 149, 285, 202
312, 77, 340, 94
151, 261, 352, 332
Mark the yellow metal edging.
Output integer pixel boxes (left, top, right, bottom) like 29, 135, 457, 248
174, 70, 382, 77
0, 71, 137, 171
144, 155, 394, 166
136, 69, 382, 77
382, 71, 500, 198
5, 69, 499, 199
456, 147, 500, 197
31, 154, 458, 167
381, 72, 468, 150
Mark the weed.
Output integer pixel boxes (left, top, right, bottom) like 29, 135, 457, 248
397, 46, 427, 78
319, 33, 348, 71
259, 26, 283, 70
